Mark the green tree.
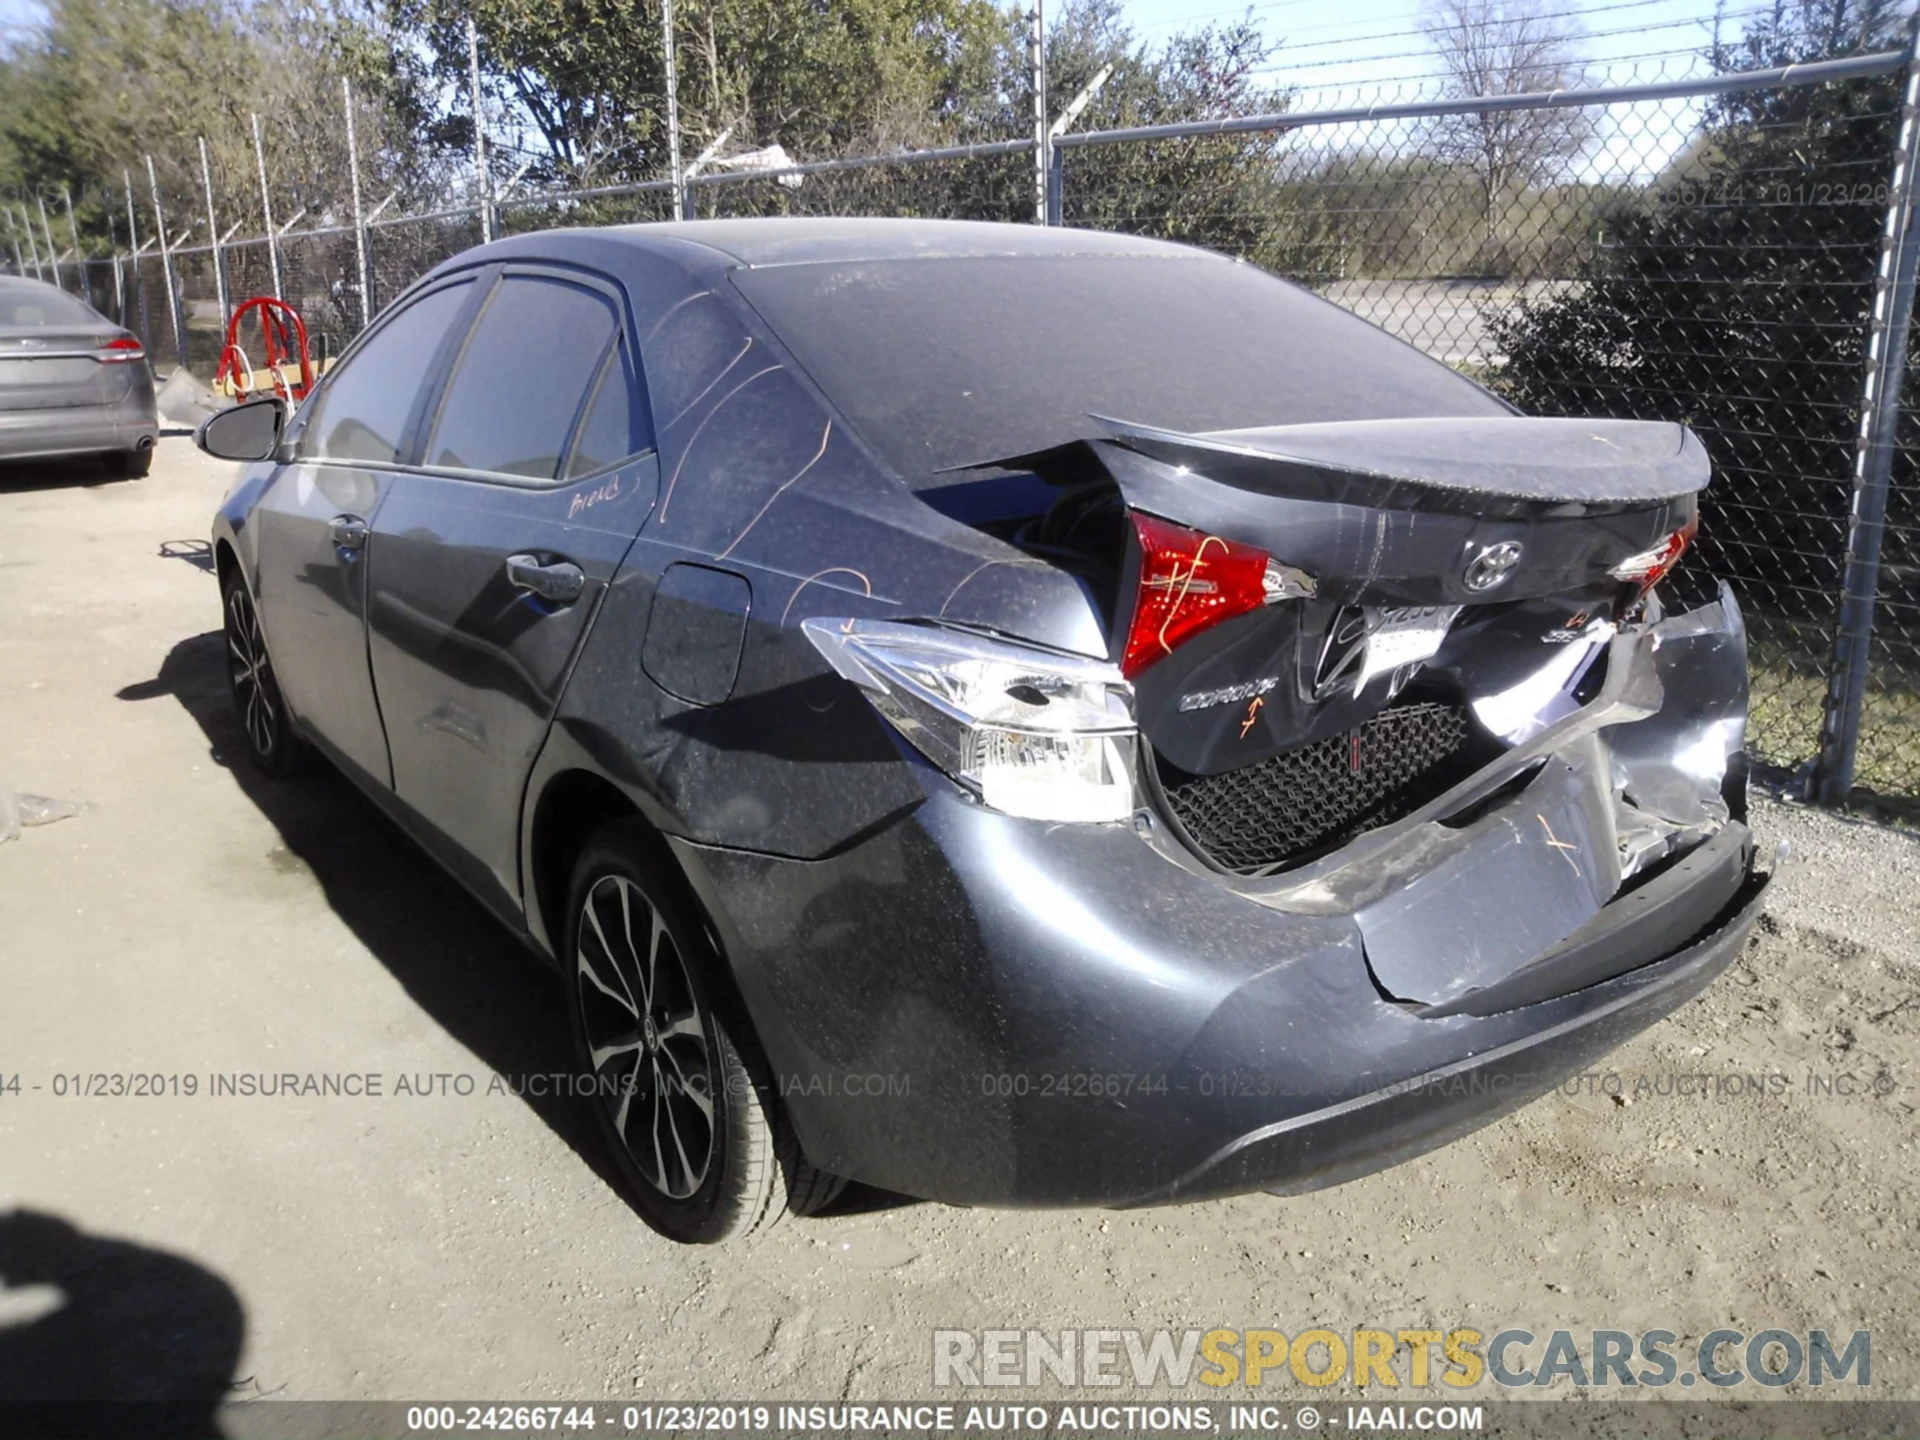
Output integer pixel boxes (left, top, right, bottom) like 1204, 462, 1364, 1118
0, 0, 424, 245
1487, 0, 1910, 771
391, 0, 1012, 187
1027, 0, 1302, 267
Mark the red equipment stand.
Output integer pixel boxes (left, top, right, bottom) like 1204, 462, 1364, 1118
214, 296, 317, 403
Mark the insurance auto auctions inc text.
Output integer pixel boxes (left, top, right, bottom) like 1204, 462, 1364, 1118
932, 1328, 1870, 1390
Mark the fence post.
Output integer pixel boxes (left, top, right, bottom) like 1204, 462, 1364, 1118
197, 138, 229, 324
145, 155, 188, 372
36, 194, 60, 290
16, 204, 41, 279
196, 136, 230, 326
122, 170, 147, 339
661, 0, 684, 220
344, 78, 373, 329
253, 113, 283, 300
1812, 17, 1920, 807
108, 215, 124, 323
5, 199, 23, 274
467, 15, 495, 241
1029, 0, 1047, 224
61, 187, 82, 299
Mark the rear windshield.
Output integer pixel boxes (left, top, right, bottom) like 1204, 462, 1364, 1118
730, 253, 1507, 477
0, 285, 103, 328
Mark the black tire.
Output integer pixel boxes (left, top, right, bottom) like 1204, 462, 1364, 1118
110, 446, 153, 480
564, 821, 846, 1243
221, 571, 311, 778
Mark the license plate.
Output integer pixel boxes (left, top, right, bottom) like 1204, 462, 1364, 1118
1356, 605, 1462, 695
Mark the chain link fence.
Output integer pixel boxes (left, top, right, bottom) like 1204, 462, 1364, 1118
19, 44, 1920, 807
1054, 56, 1918, 801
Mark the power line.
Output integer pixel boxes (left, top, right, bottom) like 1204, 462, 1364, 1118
1243, 0, 1701, 48
1245, 5, 1778, 73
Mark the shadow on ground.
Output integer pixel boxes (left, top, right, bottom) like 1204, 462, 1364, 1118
117, 630, 909, 1225
0, 456, 139, 493
0, 1209, 242, 1437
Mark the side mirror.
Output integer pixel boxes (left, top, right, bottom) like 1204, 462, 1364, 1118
195, 396, 288, 463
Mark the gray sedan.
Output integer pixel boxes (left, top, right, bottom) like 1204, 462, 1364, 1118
198, 220, 1765, 1245
0, 275, 158, 477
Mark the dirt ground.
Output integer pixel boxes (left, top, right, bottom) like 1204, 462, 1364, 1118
1, 437, 1916, 1408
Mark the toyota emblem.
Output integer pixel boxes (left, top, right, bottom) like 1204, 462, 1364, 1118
1464, 540, 1523, 592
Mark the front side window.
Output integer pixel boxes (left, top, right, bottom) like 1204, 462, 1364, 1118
427, 276, 621, 480
301, 281, 472, 465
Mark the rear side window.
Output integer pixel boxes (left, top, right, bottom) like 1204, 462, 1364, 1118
0, 286, 102, 327
428, 275, 620, 480
302, 281, 471, 465
562, 340, 643, 479
732, 255, 1510, 476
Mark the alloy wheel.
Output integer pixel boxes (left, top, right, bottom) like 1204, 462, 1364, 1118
574, 874, 716, 1200
225, 582, 278, 759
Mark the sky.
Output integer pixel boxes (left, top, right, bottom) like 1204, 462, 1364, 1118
1118, 0, 1748, 102
0, 0, 1758, 92
1102, 0, 1760, 182
0, 0, 1788, 181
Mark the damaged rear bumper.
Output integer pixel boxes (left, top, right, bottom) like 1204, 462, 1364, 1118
675, 587, 1765, 1210
1133, 870, 1767, 1205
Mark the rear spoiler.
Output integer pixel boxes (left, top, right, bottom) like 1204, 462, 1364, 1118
1087, 414, 1709, 519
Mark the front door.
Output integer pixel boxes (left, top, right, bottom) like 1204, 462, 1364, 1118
366, 269, 657, 910
251, 278, 479, 786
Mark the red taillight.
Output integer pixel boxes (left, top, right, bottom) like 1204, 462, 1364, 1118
97, 336, 144, 363
1609, 516, 1698, 596
1122, 513, 1272, 678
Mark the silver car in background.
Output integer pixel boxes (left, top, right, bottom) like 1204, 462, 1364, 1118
0, 275, 158, 478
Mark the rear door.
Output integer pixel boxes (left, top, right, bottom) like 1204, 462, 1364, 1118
251, 276, 480, 787
365, 266, 659, 913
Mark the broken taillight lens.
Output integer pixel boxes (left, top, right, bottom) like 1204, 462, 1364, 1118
1122, 513, 1313, 678
1609, 517, 1698, 596
802, 618, 1137, 823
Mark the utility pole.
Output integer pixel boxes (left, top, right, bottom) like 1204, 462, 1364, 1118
253, 113, 283, 300
662, 0, 685, 220
198, 138, 229, 322
467, 14, 494, 242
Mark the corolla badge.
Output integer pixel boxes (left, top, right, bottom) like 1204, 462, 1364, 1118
1463, 540, 1523, 592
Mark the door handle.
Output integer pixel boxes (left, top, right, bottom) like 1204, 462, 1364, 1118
506, 553, 586, 605
329, 514, 369, 551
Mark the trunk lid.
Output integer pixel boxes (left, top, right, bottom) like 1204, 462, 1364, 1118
934, 413, 1708, 874
1085, 414, 1704, 775
0, 326, 137, 410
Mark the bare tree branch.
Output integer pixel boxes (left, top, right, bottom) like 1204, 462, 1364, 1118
1421, 0, 1595, 270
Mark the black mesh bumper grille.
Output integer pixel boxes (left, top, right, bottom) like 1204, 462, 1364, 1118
1153, 702, 1475, 875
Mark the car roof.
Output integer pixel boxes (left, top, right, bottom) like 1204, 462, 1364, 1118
0, 274, 77, 294
597, 217, 1221, 268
